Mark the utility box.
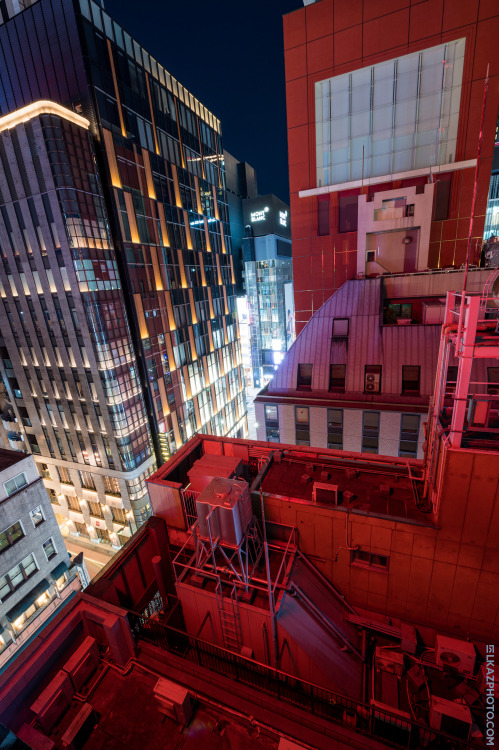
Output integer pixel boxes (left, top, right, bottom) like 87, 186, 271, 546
187, 454, 242, 493
30, 670, 74, 732
153, 677, 193, 725
196, 477, 252, 547
63, 636, 100, 691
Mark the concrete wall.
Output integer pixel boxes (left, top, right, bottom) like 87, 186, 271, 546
262, 444, 499, 642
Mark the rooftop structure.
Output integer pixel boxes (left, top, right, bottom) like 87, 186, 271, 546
284, 0, 499, 332
255, 268, 496, 459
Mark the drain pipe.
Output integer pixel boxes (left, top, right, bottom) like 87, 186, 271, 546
334, 511, 359, 562
260, 488, 278, 669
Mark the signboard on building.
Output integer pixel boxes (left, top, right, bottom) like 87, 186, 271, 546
242, 194, 291, 239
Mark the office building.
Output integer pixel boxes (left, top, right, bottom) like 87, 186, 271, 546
224, 150, 258, 295
242, 194, 294, 387
0, 0, 246, 546
254, 267, 496, 457
0, 273, 496, 748
0, 449, 80, 668
284, 0, 499, 332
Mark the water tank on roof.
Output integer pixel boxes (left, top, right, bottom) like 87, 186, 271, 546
196, 477, 253, 547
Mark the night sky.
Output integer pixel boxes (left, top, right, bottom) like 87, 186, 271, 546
103, 0, 303, 204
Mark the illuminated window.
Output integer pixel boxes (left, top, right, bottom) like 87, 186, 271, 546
264, 404, 280, 442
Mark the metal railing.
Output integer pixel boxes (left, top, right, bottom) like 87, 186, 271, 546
133, 615, 479, 750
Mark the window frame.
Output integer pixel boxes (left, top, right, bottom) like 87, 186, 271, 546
295, 406, 310, 446
297, 363, 313, 391
399, 413, 420, 458
329, 364, 346, 392
401, 365, 421, 395
362, 410, 380, 454
351, 549, 389, 571
332, 318, 349, 338
264, 404, 280, 443
29, 506, 45, 528
42, 538, 57, 561
0, 520, 25, 554
327, 408, 343, 450
3, 471, 28, 497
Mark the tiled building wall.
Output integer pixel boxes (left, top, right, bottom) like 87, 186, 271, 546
262, 445, 499, 642
284, 0, 499, 332
256, 401, 426, 459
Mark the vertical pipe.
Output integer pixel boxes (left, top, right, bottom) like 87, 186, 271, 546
260, 489, 278, 669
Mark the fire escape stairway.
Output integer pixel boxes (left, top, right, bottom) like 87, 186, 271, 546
216, 582, 241, 652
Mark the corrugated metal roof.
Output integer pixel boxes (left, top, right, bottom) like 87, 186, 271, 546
268, 270, 492, 397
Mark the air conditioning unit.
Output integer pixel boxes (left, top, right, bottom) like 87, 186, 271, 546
153, 677, 193, 725
312, 482, 338, 505
375, 647, 405, 677
429, 696, 472, 741
436, 635, 476, 675
365, 373, 380, 392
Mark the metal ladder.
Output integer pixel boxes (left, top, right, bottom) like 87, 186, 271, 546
216, 582, 241, 652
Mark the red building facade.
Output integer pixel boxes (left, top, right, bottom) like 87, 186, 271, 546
284, 0, 499, 333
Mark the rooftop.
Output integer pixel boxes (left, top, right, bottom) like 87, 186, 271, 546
0, 447, 27, 473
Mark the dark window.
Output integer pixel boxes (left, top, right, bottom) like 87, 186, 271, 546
362, 411, 380, 454
399, 414, 420, 457
297, 364, 313, 390
318, 194, 330, 236
488, 367, 499, 395
327, 409, 343, 450
402, 366, 420, 395
42, 538, 57, 561
264, 404, 280, 442
332, 318, 349, 338
0, 521, 25, 553
383, 302, 413, 324
351, 549, 389, 570
434, 178, 451, 221
338, 195, 358, 233
364, 365, 382, 393
329, 364, 346, 392
295, 407, 310, 446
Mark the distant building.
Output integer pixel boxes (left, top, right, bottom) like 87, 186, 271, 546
0, 449, 79, 668
255, 268, 495, 458
284, 0, 499, 333
224, 151, 258, 296
0, 0, 246, 549
242, 194, 294, 387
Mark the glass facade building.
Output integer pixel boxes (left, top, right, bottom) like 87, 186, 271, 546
0, 0, 246, 546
